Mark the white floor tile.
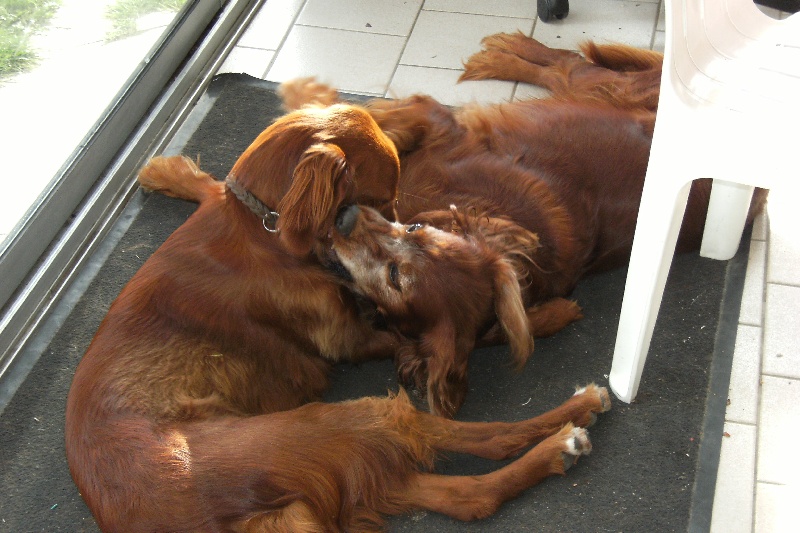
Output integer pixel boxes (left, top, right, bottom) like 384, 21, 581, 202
217, 47, 274, 78
298, 0, 422, 36
739, 240, 766, 327
755, 482, 800, 533
762, 284, 800, 379
424, 0, 537, 19
756, 376, 800, 485
388, 65, 515, 105
726, 325, 762, 424
400, 11, 534, 69
710, 422, 756, 533
652, 30, 665, 53
767, 237, 800, 286
266, 26, 406, 95
765, 194, 800, 286
237, 0, 306, 50
532, 0, 659, 51
656, 0, 666, 32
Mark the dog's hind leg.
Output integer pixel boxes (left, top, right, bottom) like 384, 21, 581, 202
479, 32, 582, 67
460, 32, 584, 90
460, 46, 573, 91
138, 155, 223, 204
189, 387, 607, 529
524, 298, 584, 337
418, 383, 610, 461
390, 386, 609, 521
398, 423, 592, 521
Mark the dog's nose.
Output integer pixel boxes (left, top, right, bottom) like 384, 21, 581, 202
335, 205, 360, 237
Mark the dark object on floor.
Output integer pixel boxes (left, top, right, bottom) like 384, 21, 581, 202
0, 75, 747, 531
755, 0, 800, 13
538, 0, 570, 22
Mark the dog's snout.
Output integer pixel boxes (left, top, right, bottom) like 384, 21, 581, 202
335, 205, 360, 237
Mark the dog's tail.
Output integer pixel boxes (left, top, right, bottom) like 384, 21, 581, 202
138, 155, 223, 204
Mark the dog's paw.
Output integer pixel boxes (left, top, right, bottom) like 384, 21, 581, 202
559, 424, 592, 471
564, 383, 611, 428
394, 341, 428, 389
524, 298, 583, 339
460, 49, 510, 82
565, 300, 585, 322
427, 375, 467, 419
573, 383, 611, 412
479, 32, 527, 53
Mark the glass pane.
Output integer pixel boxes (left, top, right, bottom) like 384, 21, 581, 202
0, 0, 189, 244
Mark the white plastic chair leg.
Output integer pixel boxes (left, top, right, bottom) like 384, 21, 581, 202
608, 177, 693, 403
699, 179, 755, 260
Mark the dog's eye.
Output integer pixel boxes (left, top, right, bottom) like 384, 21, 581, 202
406, 223, 423, 233
388, 263, 401, 291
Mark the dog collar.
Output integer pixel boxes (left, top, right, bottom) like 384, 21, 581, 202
225, 178, 280, 233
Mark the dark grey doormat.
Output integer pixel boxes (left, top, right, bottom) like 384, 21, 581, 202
0, 74, 747, 532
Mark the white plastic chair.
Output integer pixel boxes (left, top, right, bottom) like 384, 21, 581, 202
608, 0, 800, 403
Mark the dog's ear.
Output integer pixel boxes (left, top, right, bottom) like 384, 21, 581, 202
420, 320, 473, 418
277, 142, 349, 256
493, 258, 534, 370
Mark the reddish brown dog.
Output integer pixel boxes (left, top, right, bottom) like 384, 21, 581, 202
65, 35, 630, 532
304, 33, 765, 416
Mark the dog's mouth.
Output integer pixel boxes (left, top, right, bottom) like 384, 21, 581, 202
322, 247, 354, 283
322, 247, 391, 331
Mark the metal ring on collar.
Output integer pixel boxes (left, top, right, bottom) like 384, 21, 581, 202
262, 211, 280, 233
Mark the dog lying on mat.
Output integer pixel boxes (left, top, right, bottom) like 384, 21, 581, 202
65, 34, 762, 531
288, 33, 766, 416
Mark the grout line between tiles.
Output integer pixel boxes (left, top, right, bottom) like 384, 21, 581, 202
748, 223, 773, 532
726, 419, 756, 427
420, 8, 535, 20
738, 320, 761, 327
260, 0, 310, 79
649, 0, 663, 50
236, 44, 276, 52
759, 371, 800, 380
395, 63, 465, 72
383, 6, 425, 97
764, 280, 800, 289
757, 479, 787, 487
293, 23, 410, 38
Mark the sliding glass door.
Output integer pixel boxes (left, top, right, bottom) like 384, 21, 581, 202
0, 0, 261, 386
